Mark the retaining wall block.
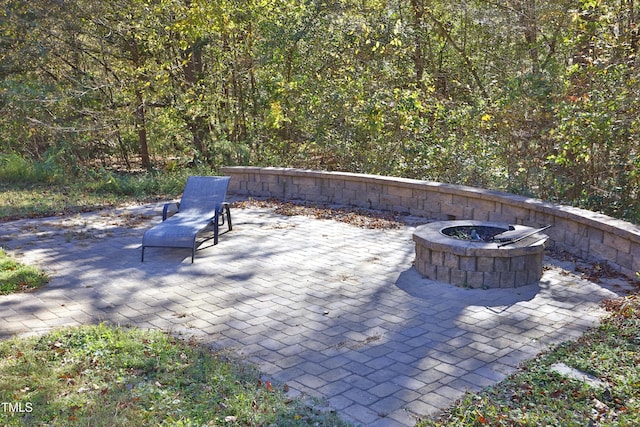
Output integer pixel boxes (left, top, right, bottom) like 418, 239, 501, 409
344, 180, 367, 193
427, 192, 453, 206
515, 271, 529, 287
511, 255, 526, 271
341, 188, 357, 203
604, 233, 631, 254
444, 252, 460, 269
483, 272, 501, 288
442, 203, 466, 220
462, 206, 475, 219
591, 244, 618, 263
467, 271, 485, 289
587, 227, 604, 244
501, 204, 532, 223
500, 271, 516, 288
401, 196, 420, 211
533, 212, 557, 230
477, 256, 495, 271
365, 192, 381, 208
436, 265, 451, 283
494, 257, 511, 272
380, 194, 403, 209
320, 182, 336, 200
256, 173, 278, 184
459, 256, 477, 271
632, 243, 640, 272
488, 210, 517, 224
452, 195, 469, 207
616, 251, 633, 271
450, 269, 467, 287
387, 185, 414, 199
471, 209, 490, 221
421, 263, 438, 280
471, 199, 497, 216
431, 251, 445, 266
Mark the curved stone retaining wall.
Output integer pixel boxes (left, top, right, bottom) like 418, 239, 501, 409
221, 166, 640, 280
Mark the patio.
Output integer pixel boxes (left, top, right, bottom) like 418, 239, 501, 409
0, 199, 632, 426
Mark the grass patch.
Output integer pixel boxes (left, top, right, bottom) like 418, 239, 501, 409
0, 166, 208, 222
0, 324, 351, 426
419, 295, 640, 427
0, 249, 48, 295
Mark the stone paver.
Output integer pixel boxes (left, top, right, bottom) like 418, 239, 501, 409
0, 201, 633, 426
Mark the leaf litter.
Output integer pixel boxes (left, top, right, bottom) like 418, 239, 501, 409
232, 197, 409, 230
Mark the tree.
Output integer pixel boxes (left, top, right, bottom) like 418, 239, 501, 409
1, 0, 638, 222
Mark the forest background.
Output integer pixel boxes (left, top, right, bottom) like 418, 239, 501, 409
1, 0, 639, 223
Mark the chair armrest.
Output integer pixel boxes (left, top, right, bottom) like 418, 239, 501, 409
162, 202, 180, 221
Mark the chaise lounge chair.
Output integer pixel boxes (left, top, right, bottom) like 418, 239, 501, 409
141, 176, 232, 263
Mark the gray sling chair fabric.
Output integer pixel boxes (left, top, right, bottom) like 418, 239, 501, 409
141, 176, 232, 263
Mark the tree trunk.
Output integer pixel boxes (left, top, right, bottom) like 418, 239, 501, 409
129, 38, 151, 169
520, 0, 540, 75
410, 0, 426, 90
183, 40, 211, 161
135, 89, 151, 169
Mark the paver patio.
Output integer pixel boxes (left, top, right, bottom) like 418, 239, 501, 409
0, 200, 633, 426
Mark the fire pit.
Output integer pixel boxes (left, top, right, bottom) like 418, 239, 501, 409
412, 221, 549, 289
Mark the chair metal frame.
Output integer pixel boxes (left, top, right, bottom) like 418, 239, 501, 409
141, 176, 232, 263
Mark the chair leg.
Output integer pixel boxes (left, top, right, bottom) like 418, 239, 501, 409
225, 203, 232, 231
141, 247, 145, 262
213, 212, 220, 245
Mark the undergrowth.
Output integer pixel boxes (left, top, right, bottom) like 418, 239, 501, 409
0, 153, 213, 221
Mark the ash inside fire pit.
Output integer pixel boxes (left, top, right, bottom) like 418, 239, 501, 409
441, 225, 510, 242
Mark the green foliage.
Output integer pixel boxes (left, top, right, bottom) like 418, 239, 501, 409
0, 158, 212, 221
0, 150, 73, 185
1, 0, 639, 222
545, 62, 640, 221
84, 168, 189, 197
0, 153, 41, 184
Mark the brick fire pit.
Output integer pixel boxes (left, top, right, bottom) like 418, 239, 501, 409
413, 221, 549, 289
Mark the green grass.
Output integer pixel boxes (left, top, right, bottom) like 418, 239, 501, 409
0, 153, 210, 222
419, 295, 640, 427
0, 324, 351, 427
0, 249, 48, 295
0, 178, 183, 222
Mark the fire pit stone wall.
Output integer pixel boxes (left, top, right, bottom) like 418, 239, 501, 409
413, 221, 547, 289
